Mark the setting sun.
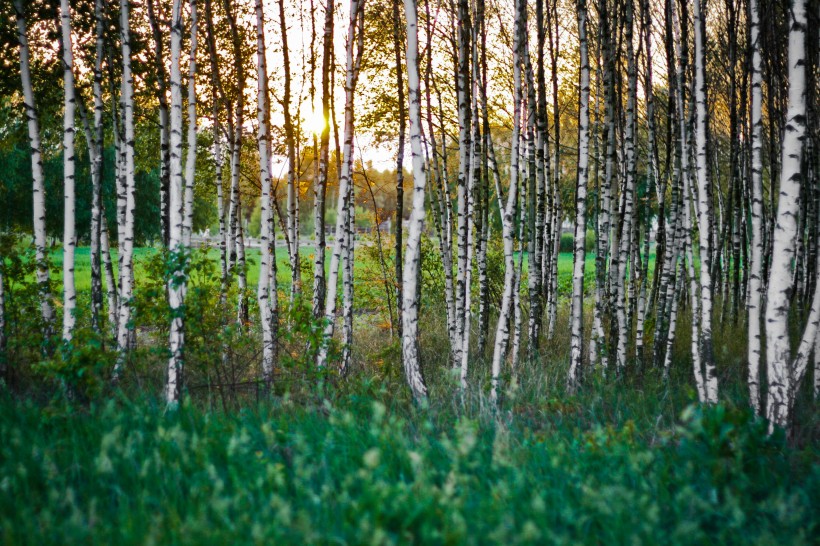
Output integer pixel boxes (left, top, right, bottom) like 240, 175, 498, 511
304, 109, 326, 135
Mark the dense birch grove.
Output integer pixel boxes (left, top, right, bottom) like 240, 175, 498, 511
1, 0, 819, 433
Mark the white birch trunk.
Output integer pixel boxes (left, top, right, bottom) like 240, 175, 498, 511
765, 0, 809, 429
747, 0, 764, 414
114, 0, 137, 374
692, 0, 718, 403
87, 0, 105, 334
13, 0, 54, 340
59, 0, 76, 342
255, 0, 275, 389
317, 0, 363, 370
568, 0, 590, 388
166, 0, 187, 405
182, 0, 198, 248
100, 208, 118, 337
491, 0, 524, 404
400, 0, 428, 401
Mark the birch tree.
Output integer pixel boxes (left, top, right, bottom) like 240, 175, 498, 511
58, 0, 77, 342
114, 0, 137, 373
747, 0, 764, 414
691, 0, 718, 403
13, 0, 54, 343
147, 0, 172, 247
400, 0, 428, 402
765, 0, 815, 430
183, 0, 199, 248
255, 0, 275, 389
313, 0, 335, 320
568, 0, 590, 388
166, 0, 187, 405
317, 0, 364, 371
491, 0, 524, 404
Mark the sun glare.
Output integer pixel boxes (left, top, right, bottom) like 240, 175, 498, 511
305, 110, 326, 135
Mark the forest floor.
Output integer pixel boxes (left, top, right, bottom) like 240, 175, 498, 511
0, 375, 817, 545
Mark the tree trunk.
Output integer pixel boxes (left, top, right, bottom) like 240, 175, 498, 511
114, 0, 137, 375
147, 0, 172, 247
568, 0, 590, 388
765, 0, 810, 430
183, 0, 198, 248
254, 0, 275, 391
491, 0, 524, 404
400, 0, 429, 402
13, 0, 54, 345
692, 0, 718, 403
312, 0, 334, 321
747, 0, 765, 414
166, 0, 187, 405
317, 0, 364, 370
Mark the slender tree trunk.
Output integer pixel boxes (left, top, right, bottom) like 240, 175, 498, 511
312, 0, 334, 320
182, 0, 198, 248
392, 0, 406, 342
101, 205, 118, 338
14, 0, 54, 345
491, 0, 524, 404
0, 254, 5, 378
114, 0, 137, 375
166, 0, 187, 405
765, 0, 811, 430
223, 0, 247, 324
400, 0, 428, 402
276, 0, 301, 300
254, 0, 276, 391
205, 0, 227, 288
747, 0, 765, 414
317, 0, 364, 370
85, 0, 105, 335
147, 0, 172, 247
568, 0, 591, 388
692, 0, 718, 403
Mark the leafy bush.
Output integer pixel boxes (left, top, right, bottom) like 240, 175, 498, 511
0, 395, 815, 545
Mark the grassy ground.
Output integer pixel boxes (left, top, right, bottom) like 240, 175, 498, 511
0, 378, 816, 545
50, 244, 625, 294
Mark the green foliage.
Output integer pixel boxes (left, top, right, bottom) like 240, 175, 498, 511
0, 391, 815, 545
34, 330, 114, 401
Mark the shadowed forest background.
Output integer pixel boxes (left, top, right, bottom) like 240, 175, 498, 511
0, 0, 818, 543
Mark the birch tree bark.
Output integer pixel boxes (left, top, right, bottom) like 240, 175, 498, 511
59, 0, 77, 343
147, 0, 172, 247
183, 0, 198, 248
691, 0, 718, 403
568, 0, 590, 388
255, 0, 275, 389
87, 0, 105, 334
392, 0, 406, 342
114, 0, 137, 373
491, 0, 524, 404
400, 0, 428, 402
277, 0, 301, 299
747, 0, 764, 414
13, 0, 54, 343
317, 0, 364, 370
313, 0, 334, 320
765, 0, 811, 429
166, 0, 187, 405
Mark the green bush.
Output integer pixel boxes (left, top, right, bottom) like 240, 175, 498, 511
0, 395, 815, 545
